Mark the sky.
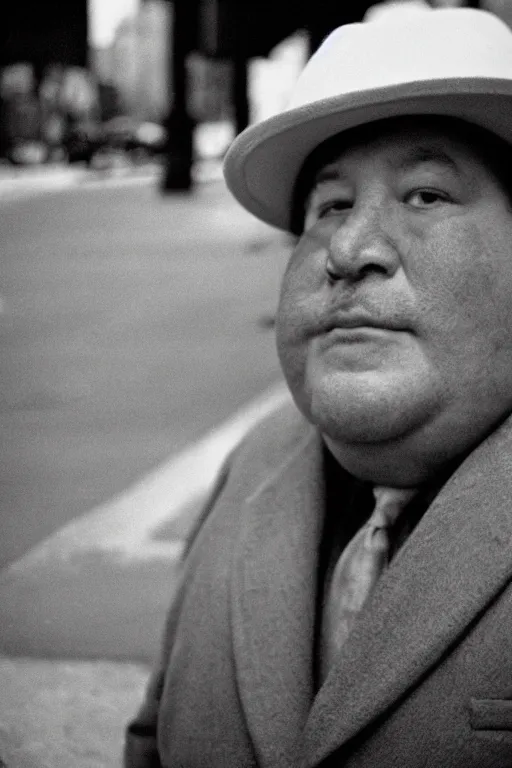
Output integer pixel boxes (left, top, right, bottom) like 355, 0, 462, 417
88, 0, 140, 47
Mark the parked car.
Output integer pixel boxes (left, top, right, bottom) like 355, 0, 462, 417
63, 120, 103, 165
101, 116, 167, 157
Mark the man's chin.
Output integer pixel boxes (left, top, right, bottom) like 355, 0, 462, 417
301, 373, 438, 446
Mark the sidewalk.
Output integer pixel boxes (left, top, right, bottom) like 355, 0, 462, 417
0, 156, 224, 203
0, 657, 150, 768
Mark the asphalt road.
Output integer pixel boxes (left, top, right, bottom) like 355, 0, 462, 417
0, 176, 290, 569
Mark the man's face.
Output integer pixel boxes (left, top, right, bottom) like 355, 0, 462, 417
276, 118, 512, 480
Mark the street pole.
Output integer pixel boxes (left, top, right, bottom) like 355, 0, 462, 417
232, 52, 249, 135
161, 0, 196, 192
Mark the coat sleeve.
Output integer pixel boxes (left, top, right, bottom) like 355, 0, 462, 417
123, 455, 233, 768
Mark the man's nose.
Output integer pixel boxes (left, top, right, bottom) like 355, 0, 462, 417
326, 204, 400, 282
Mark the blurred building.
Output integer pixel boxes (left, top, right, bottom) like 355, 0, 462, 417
249, 33, 308, 124
89, 1, 308, 129
91, 0, 170, 122
2, 1, 88, 74
1, 0, 89, 158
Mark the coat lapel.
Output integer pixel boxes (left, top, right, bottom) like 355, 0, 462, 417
303, 414, 512, 767
231, 426, 324, 768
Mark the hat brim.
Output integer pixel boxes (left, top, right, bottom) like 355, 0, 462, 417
223, 78, 512, 232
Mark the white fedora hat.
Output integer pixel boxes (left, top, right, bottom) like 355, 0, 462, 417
223, 8, 512, 232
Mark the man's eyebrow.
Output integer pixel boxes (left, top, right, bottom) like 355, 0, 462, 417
397, 147, 460, 173
311, 147, 460, 184
307, 146, 462, 202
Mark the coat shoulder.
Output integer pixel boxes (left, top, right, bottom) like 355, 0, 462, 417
184, 397, 317, 553
228, 396, 317, 486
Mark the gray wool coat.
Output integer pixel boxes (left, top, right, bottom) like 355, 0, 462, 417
125, 400, 512, 768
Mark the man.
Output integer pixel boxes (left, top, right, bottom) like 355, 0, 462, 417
125, 7, 512, 767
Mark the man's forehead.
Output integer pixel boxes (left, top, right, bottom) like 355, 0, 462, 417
311, 123, 466, 184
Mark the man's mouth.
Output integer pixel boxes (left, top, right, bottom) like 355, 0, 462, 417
323, 311, 406, 334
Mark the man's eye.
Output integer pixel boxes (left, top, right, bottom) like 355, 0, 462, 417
406, 189, 452, 208
304, 198, 352, 231
317, 200, 352, 218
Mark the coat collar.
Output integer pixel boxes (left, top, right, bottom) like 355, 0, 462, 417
303, 414, 512, 766
231, 424, 324, 768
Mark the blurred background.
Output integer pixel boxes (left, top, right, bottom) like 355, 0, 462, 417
1, 2, 512, 764
1, 0, 510, 178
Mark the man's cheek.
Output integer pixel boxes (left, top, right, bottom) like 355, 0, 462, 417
412, 221, 491, 326
276, 304, 302, 360
276, 292, 311, 374
279, 253, 328, 331
278, 269, 310, 336
278, 344, 313, 416
287, 233, 328, 280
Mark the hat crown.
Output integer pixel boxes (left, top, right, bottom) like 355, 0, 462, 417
289, 9, 512, 111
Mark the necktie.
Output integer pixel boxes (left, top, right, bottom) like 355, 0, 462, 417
320, 485, 416, 683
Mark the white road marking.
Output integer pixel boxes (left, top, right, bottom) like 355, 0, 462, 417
8, 382, 290, 571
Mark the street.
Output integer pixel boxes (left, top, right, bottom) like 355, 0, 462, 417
0, 173, 290, 569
